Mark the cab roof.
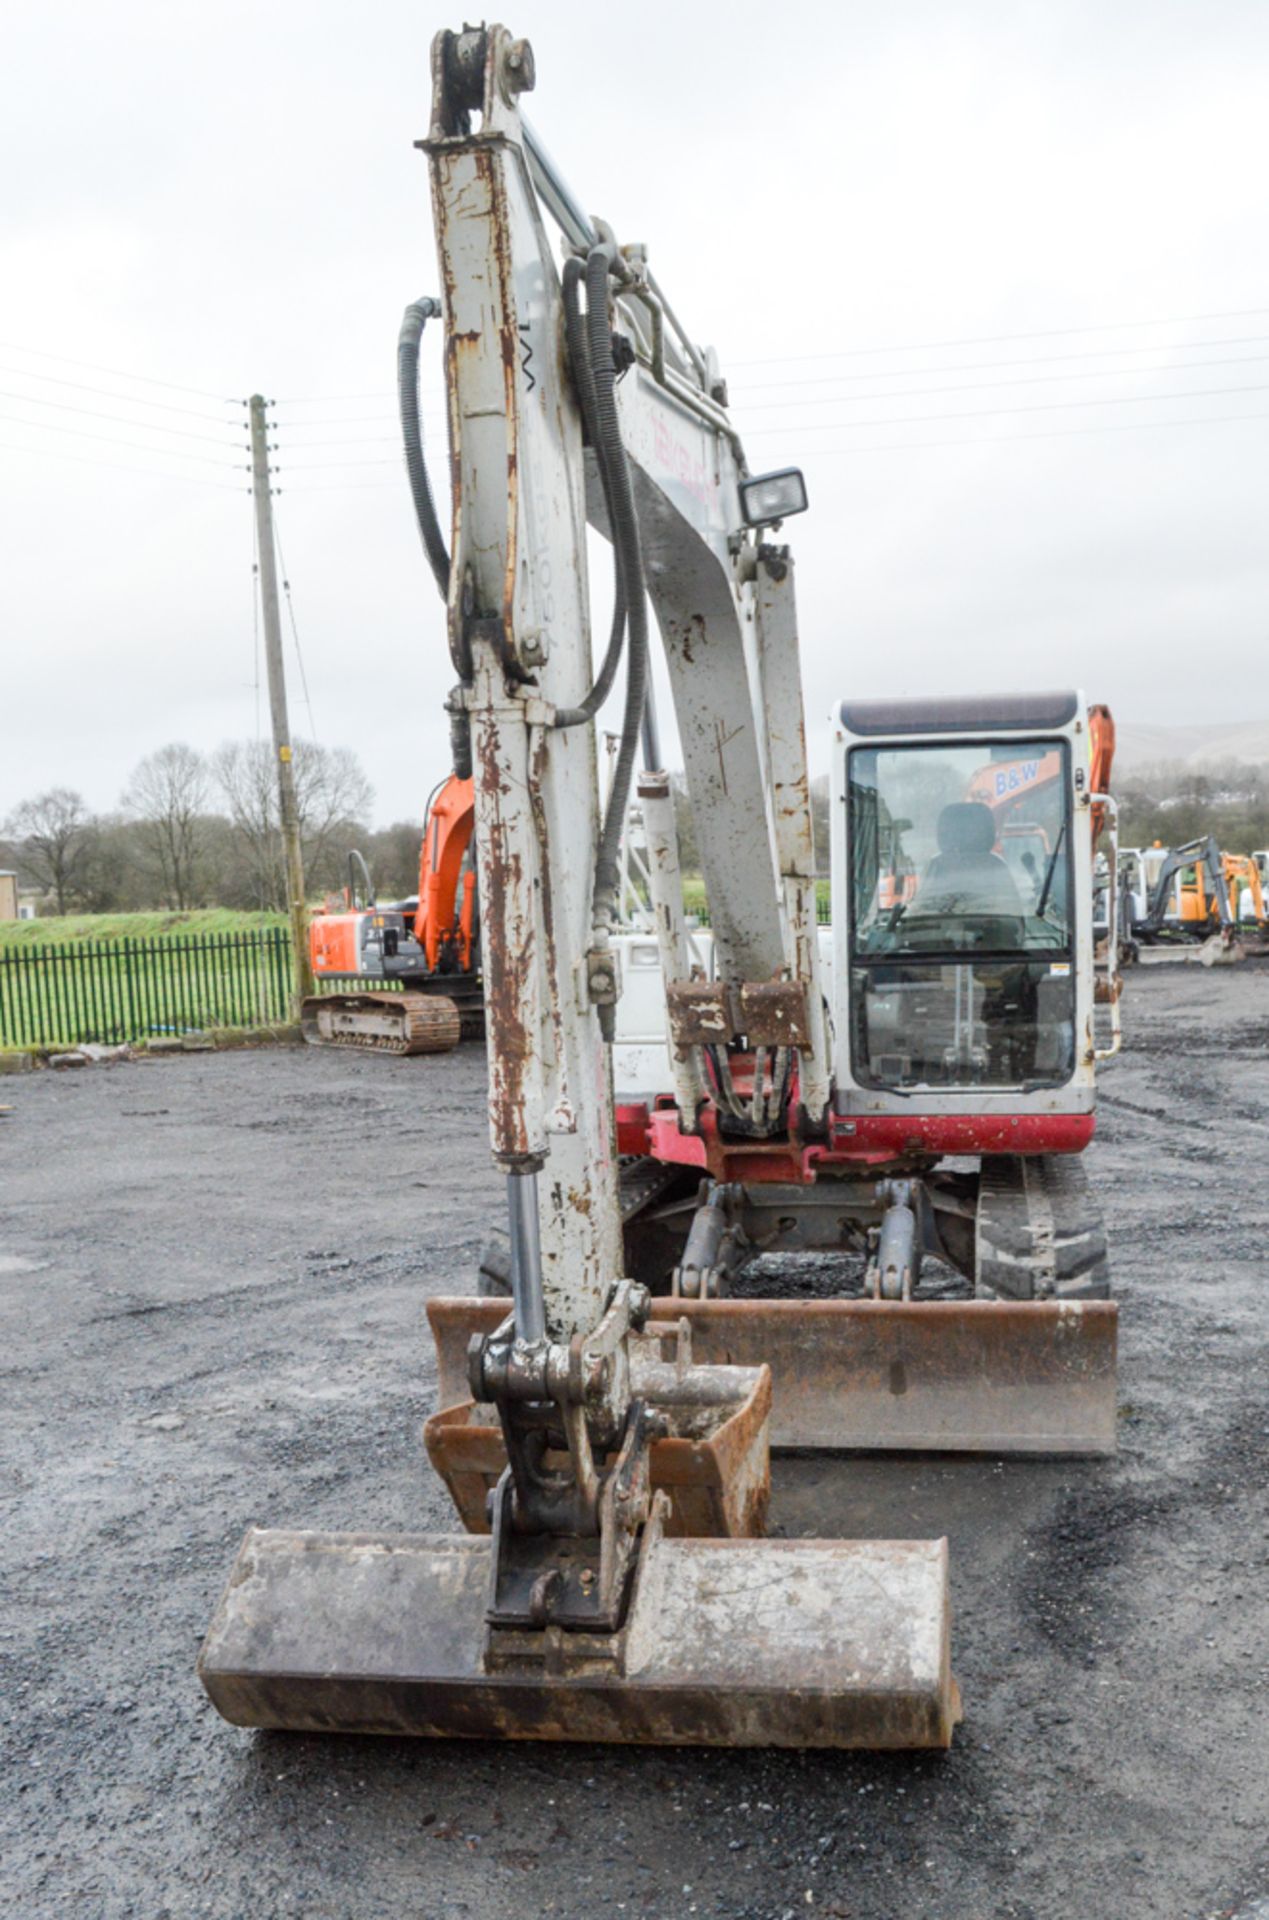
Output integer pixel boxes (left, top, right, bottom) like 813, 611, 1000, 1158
839, 691, 1079, 736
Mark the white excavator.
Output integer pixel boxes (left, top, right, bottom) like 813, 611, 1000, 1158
200, 23, 1120, 1749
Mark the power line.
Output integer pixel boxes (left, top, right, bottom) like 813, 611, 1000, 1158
270, 344, 1269, 441
271, 422, 398, 437
280, 405, 1269, 480
271, 414, 398, 429
277, 326, 1269, 413
737, 349, 1269, 416
272, 390, 397, 404
270, 505, 318, 741
739, 351, 1269, 414
269, 427, 420, 445
0, 413, 247, 466
272, 338, 1269, 437
728, 304, 1269, 369
791, 407, 1269, 457
276, 474, 401, 487
0, 339, 233, 401
275, 455, 402, 471
277, 304, 1269, 391
272, 438, 401, 450
273, 436, 444, 453
0, 438, 246, 489
743, 378, 1269, 438
0, 388, 245, 446
0, 363, 241, 423
725, 330, 1267, 393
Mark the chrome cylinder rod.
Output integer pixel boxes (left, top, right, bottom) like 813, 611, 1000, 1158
522, 118, 597, 253
506, 1168, 546, 1343
640, 678, 663, 775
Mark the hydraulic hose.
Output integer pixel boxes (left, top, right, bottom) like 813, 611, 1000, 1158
552, 257, 628, 730
398, 297, 451, 602
400, 298, 471, 776
584, 245, 650, 932
446, 689, 472, 781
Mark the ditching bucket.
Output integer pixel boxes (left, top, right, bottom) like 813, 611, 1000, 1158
198, 1325, 962, 1749
198, 1525, 960, 1748
424, 1346, 773, 1539
428, 1296, 1118, 1458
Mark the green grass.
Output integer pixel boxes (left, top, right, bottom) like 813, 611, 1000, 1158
0, 908, 286, 948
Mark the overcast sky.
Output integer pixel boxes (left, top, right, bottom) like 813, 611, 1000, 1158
3, 0, 1268, 828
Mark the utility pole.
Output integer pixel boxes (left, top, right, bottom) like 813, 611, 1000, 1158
249, 393, 313, 1011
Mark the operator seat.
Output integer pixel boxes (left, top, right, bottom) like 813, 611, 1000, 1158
917, 802, 1025, 916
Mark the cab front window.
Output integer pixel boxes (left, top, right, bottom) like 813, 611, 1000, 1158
850, 740, 1073, 957
847, 739, 1076, 1090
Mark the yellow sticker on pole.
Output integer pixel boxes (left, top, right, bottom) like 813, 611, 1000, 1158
279, 745, 292, 762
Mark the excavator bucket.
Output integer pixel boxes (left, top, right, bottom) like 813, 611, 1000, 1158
199, 1336, 961, 1748
423, 1354, 774, 1538
428, 1296, 1119, 1457
198, 1526, 959, 1748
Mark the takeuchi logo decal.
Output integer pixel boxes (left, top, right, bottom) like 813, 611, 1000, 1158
652, 413, 712, 508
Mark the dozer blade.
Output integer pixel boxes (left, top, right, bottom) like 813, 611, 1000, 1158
198, 1526, 959, 1748
300, 990, 461, 1055
429, 1296, 1118, 1457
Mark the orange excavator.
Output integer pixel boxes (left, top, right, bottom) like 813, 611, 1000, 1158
301, 772, 483, 1054
966, 703, 1114, 844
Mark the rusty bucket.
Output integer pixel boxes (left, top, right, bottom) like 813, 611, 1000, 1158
424, 1318, 770, 1537
198, 1320, 963, 1748
198, 1523, 960, 1748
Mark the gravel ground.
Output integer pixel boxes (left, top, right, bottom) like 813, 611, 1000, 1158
3, 963, 1267, 1920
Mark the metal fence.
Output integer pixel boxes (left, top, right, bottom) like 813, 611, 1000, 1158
0, 930, 293, 1049
688, 889, 832, 928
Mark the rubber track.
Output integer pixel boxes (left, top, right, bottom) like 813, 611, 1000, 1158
300, 992, 461, 1057
975, 1153, 1110, 1300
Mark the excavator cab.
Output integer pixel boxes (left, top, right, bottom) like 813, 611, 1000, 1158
837, 695, 1090, 1103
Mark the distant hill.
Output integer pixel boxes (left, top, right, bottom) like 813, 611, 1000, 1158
1113, 718, 1269, 770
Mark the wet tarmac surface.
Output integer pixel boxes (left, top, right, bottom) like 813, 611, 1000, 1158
3, 962, 1267, 1918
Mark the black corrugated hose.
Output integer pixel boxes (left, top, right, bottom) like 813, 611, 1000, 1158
400, 298, 472, 778
582, 245, 650, 931
552, 257, 628, 730
398, 297, 451, 602
398, 265, 647, 931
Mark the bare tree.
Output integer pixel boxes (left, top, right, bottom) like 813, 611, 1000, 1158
210, 739, 374, 910
294, 743, 375, 885
122, 744, 210, 909
363, 820, 427, 901
3, 788, 97, 914
76, 813, 148, 913
210, 741, 288, 910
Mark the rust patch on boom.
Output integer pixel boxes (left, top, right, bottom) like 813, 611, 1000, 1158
476, 722, 535, 1159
